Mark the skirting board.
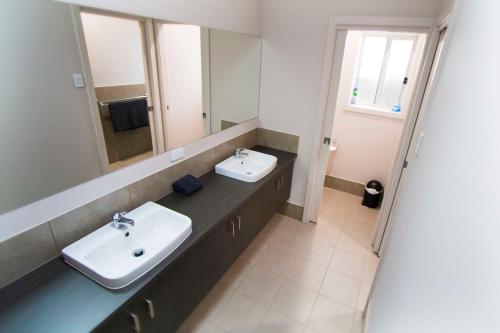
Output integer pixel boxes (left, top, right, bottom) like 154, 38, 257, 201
324, 175, 365, 197
279, 202, 304, 221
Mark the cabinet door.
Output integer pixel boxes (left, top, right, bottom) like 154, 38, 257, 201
278, 164, 293, 203
259, 175, 281, 225
196, 220, 234, 294
141, 260, 196, 332
143, 220, 233, 333
230, 193, 261, 257
92, 302, 146, 333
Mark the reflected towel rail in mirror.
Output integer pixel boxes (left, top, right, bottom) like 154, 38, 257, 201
97, 95, 148, 106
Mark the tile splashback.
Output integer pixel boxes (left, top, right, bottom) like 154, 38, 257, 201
0, 223, 58, 288
257, 128, 299, 154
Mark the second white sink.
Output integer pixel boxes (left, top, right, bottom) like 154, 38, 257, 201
215, 149, 277, 182
62, 202, 192, 289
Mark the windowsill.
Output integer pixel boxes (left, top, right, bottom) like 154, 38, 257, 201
344, 104, 405, 120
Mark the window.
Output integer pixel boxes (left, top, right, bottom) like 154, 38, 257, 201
350, 33, 416, 112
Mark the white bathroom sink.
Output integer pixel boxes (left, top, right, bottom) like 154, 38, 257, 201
215, 149, 277, 182
62, 202, 192, 289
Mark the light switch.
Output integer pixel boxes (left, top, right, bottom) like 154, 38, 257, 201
170, 147, 184, 162
72, 73, 85, 88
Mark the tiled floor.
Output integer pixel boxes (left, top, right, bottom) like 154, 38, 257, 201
177, 188, 380, 333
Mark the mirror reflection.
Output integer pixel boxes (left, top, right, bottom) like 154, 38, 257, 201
81, 10, 261, 169
0, 5, 261, 214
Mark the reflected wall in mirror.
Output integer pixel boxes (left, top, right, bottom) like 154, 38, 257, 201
0, 1, 261, 215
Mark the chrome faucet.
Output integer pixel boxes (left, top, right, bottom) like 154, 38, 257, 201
234, 148, 249, 159
111, 211, 134, 233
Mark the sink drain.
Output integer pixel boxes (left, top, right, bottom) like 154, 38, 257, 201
133, 248, 145, 257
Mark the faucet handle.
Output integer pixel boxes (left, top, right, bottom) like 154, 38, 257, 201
112, 211, 128, 221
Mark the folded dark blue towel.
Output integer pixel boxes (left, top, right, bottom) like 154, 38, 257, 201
108, 98, 149, 132
172, 175, 203, 196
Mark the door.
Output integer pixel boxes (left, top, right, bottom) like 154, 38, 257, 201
373, 27, 448, 253
305, 29, 348, 223
156, 22, 206, 150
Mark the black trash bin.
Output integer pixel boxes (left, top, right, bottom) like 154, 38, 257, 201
362, 180, 383, 208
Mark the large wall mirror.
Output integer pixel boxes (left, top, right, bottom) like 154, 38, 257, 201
0, 2, 261, 214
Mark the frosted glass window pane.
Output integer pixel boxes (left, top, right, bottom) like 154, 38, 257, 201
355, 36, 387, 106
378, 39, 414, 107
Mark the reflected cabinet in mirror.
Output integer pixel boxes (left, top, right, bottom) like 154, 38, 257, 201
0, 3, 261, 214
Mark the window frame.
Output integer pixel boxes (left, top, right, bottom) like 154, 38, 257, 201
347, 32, 418, 118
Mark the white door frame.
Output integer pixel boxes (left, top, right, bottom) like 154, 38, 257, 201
143, 18, 166, 155
303, 16, 436, 227
70, 5, 110, 173
373, 16, 450, 254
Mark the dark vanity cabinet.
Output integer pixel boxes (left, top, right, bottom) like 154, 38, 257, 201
93, 162, 294, 333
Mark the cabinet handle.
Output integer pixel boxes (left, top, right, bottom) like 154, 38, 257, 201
275, 177, 280, 192
229, 221, 236, 237
280, 176, 284, 189
129, 313, 142, 332
235, 216, 241, 231
145, 299, 155, 319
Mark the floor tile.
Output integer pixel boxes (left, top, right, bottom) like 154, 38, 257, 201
271, 280, 318, 324
319, 270, 360, 309
219, 257, 254, 289
329, 249, 365, 280
258, 309, 306, 333
177, 312, 224, 333
269, 229, 305, 254
361, 260, 378, 285
254, 246, 295, 277
280, 216, 317, 237
298, 240, 335, 267
341, 220, 373, 240
213, 291, 267, 333
308, 223, 341, 247
194, 281, 235, 322
239, 240, 268, 266
238, 266, 284, 305
286, 258, 327, 292
307, 295, 355, 333
336, 233, 368, 258
356, 284, 371, 311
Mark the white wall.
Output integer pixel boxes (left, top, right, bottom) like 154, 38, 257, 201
259, 0, 444, 206
367, 0, 500, 331
210, 29, 262, 133
81, 12, 146, 87
158, 24, 204, 149
57, 0, 262, 36
0, 0, 102, 214
326, 31, 425, 186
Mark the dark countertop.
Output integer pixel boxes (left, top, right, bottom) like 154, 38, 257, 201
0, 146, 296, 333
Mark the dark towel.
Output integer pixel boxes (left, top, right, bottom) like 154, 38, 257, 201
172, 175, 203, 196
108, 98, 149, 132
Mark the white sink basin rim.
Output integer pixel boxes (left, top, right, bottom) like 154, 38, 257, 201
62, 202, 192, 289
215, 149, 277, 182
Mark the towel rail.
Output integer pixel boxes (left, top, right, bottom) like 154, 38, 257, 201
97, 95, 147, 106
